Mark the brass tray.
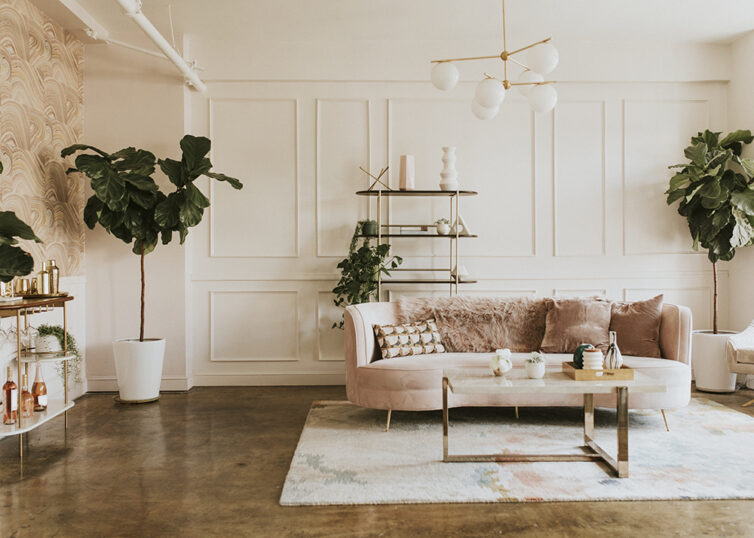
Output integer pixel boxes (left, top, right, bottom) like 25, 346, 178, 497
20, 292, 69, 299
562, 361, 634, 381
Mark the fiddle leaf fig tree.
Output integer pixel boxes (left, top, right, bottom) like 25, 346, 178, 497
665, 129, 754, 333
63, 135, 243, 341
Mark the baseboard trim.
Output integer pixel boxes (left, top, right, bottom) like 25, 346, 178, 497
191, 372, 346, 386
87, 376, 191, 392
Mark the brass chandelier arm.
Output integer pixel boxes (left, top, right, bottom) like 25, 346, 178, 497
430, 54, 501, 64
508, 56, 531, 70
509, 80, 557, 86
508, 37, 552, 57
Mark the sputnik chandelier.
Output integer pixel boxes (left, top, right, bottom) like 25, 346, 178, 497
430, 0, 559, 119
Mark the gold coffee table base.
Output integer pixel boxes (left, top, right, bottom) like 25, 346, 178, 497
442, 378, 630, 478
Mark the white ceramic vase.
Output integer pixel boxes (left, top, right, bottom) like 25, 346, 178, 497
525, 361, 546, 379
582, 349, 604, 370
439, 146, 459, 191
692, 330, 737, 393
113, 338, 166, 402
436, 222, 450, 235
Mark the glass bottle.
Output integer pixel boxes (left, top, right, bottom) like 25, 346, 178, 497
32, 362, 48, 412
20, 374, 34, 419
44, 260, 60, 294
3, 367, 17, 425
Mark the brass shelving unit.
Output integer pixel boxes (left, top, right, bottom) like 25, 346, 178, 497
0, 295, 74, 478
355, 189, 479, 299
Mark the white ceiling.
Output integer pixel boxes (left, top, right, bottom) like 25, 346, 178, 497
56, 0, 754, 48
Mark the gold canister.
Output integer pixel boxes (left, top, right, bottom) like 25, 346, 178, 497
15, 278, 30, 295
36, 270, 50, 295
0, 281, 9, 297
44, 260, 60, 294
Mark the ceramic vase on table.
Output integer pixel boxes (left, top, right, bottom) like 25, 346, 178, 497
436, 222, 450, 235
525, 360, 546, 379
582, 349, 604, 370
604, 331, 623, 369
439, 146, 459, 191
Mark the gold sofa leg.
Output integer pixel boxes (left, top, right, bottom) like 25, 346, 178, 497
743, 399, 754, 408
514, 406, 519, 420
385, 410, 392, 432
661, 409, 670, 432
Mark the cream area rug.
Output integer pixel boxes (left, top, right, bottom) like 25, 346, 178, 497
280, 399, 754, 505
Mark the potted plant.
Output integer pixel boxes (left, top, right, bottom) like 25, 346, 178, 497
665, 129, 754, 392
435, 218, 450, 235
360, 220, 379, 236
332, 222, 402, 328
62, 135, 242, 402
525, 351, 546, 379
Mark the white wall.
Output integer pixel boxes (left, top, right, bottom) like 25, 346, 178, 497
83, 45, 190, 391
184, 34, 730, 385
728, 31, 754, 331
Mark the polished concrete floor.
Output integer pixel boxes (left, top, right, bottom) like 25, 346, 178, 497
1, 386, 753, 537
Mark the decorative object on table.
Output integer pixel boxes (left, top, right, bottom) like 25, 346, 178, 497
0, 211, 42, 284
573, 343, 593, 369
525, 351, 546, 379
439, 146, 459, 191
35, 269, 51, 295
582, 348, 604, 370
3, 367, 17, 425
489, 348, 513, 377
32, 362, 48, 412
540, 298, 611, 353
430, 0, 558, 119
14, 278, 30, 295
399, 155, 415, 191
450, 264, 470, 281
373, 319, 445, 359
44, 260, 60, 294
450, 214, 472, 236
331, 223, 402, 329
36, 333, 63, 353
36, 324, 83, 383
359, 165, 391, 191
435, 218, 450, 235
562, 361, 634, 381
63, 135, 243, 403
360, 220, 379, 236
665, 129, 754, 392
604, 331, 623, 369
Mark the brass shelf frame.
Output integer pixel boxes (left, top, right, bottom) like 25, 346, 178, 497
0, 295, 74, 479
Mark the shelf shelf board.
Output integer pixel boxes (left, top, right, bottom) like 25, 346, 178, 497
14, 351, 77, 363
359, 234, 478, 239
0, 400, 74, 438
355, 189, 478, 197
380, 279, 478, 284
0, 295, 73, 317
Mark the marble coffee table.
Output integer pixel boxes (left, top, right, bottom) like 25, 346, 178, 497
442, 367, 666, 478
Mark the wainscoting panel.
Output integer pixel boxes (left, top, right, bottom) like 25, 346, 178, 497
187, 80, 728, 385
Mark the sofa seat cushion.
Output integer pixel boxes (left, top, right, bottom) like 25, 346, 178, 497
359, 352, 690, 393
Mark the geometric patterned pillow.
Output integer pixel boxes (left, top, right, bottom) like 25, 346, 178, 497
373, 319, 446, 360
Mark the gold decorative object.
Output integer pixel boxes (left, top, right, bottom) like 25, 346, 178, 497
44, 260, 60, 294
430, 0, 559, 118
15, 278, 30, 295
360, 166, 392, 191
36, 270, 51, 295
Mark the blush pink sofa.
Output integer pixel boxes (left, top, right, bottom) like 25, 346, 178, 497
344, 300, 692, 411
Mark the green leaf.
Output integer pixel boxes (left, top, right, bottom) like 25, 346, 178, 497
74, 153, 109, 180
684, 143, 707, 167
731, 189, 754, 214
668, 173, 690, 191
0, 244, 35, 282
61, 144, 110, 159
124, 174, 159, 193
720, 129, 754, 148
666, 189, 685, 205
179, 135, 211, 172
127, 185, 157, 210
731, 208, 754, 248
113, 148, 156, 176
0, 211, 42, 244
158, 158, 185, 187
154, 197, 179, 228
91, 167, 127, 211
185, 183, 210, 209
205, 171, 243, 190
739, 158, 754, 179
83, 196, 103, 229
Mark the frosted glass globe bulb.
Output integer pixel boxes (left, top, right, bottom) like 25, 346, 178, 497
528, 84, 558, 113
474, 78, 506, 108
431, 62, 459, 91
515, 70, 544, 96
471, 99, 499, 120
526, 43, 559, 75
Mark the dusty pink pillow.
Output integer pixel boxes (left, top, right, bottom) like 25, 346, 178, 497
610, 295, 663, 358
540, 298, 611, 353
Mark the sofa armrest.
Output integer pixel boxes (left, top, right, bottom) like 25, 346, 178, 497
659, 303, 692, 365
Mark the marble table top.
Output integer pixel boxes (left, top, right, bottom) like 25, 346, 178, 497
444, 367, 667, 395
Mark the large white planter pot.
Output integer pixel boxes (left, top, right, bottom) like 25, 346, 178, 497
692, 330, 736, 393
113, 338, 166, 403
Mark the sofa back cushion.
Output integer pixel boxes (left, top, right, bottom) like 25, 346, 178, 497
396, 296, 547, 352
540, 298, 612, 353
610, 294, 664, 358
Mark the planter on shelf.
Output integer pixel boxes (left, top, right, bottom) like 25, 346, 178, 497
362, 220, 379, 236
435, 219, 450, 235
692, 330, 737, 393
113, 339, 166, 402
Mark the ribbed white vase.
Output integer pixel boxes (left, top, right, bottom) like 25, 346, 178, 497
439, 146, 459, 191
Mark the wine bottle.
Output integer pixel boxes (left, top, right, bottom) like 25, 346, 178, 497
21, 374, 34, 419
3, 367, 17, 425
32, 362, 48, 412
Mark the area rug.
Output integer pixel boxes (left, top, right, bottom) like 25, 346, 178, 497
280, 398, 754, 505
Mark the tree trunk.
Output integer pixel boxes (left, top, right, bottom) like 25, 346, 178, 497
712, 261, 718, 334
140, 246, 145, 342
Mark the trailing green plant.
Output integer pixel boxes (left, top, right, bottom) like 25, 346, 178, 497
665, 129, 754, 333
62, 135, 243, 341
37, 324, 82, 383
331, 222, 402, 329
0, 161, 43, 282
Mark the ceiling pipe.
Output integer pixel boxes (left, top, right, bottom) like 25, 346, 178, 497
115, 0, 207, 92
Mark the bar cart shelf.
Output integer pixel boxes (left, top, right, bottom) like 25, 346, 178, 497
355, 189, 478, 298
0, 295, 74, 478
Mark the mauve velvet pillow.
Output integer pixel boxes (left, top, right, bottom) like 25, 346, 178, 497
610, 294, 664, 358
540, 298, 611, 353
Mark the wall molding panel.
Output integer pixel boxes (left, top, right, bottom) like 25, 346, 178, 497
187, 80, 729, 386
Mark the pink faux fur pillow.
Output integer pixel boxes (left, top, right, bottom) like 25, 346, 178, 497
396, 296, 547, 352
